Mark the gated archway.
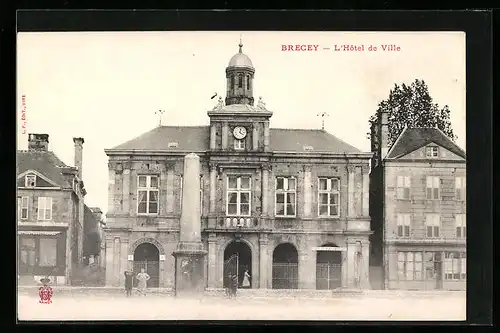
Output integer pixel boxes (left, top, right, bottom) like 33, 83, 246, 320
133, 243, 160, 288
272, 243, 299, 289
223, 240, 252, 288
316, 243, 343, 290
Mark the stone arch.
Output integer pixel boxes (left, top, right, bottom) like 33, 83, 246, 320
218, 237, 256, 260
218, 237, 257, 288
316, 242, 343, 290
272, 242, 299, 289
129, 237, 165, 256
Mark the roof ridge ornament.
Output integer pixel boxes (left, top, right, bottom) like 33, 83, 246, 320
239, 35, 243, 53
257, 96, 267, 110
213, 96, 225, 111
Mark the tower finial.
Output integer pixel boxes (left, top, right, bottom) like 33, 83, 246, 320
239, 34, 243, 53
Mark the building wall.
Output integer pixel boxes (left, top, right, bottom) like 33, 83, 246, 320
383, 159, 466, 290
104, 154, 372, 289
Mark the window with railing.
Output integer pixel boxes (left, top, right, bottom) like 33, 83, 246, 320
396, 213, 411, 237
275, 177, 296, 217
455, 214, 466, 238
444, 252, 466, 280
318, 178, 340, 217
137, 175, 159, 215
425, 214, 440, 238
227, 176, 251, 216
396, 176, 411, 200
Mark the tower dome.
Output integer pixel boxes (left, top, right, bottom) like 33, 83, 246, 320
228, 41, 254, 69
225, 39, 255, 106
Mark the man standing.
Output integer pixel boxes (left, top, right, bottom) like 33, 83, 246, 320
124, 270, 134, 297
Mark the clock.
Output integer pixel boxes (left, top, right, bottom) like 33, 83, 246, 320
233, 126, 247, 140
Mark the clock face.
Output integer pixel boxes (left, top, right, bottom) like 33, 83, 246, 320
233, 126, 247, 140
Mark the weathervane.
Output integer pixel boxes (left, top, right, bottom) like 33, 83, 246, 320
317, 112, 330, 130
155, 109, 166, 126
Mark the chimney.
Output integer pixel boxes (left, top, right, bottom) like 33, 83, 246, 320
73, 137, 84, 179
380, 110, 389, 159
28, 133, 49, 151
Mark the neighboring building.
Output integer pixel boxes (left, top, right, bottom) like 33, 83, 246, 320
17, 134, 86, 285
370, 110, 466, 290
104, 42, 373, 290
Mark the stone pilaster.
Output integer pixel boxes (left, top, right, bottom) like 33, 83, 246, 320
252, 123, 258, 150
362, 165, 370, 217
222, 122, 228, 149
303, 165, 312, 217
210, 124, 216, 150
263, 122, 270, 152
261, 164, 270, 216
207, 233, 217, 288
209, 163, 217, 214
122, 163, 131, 214
347, 165, 356, 218
259, 234, 268, 289
112, 237, 121, 287
166, 164, 174, 213
345, 239, 357, 288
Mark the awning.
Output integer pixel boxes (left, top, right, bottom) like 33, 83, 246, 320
18, 231, 61, 236
312, 246, 347, 252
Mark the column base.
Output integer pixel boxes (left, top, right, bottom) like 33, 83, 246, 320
172, 242, 207, 296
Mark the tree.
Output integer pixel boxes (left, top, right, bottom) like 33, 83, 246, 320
368, 79, 457, 148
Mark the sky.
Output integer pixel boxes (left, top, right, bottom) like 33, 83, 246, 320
17, 31, 466, 215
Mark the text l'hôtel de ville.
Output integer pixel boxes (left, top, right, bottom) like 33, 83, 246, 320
281, 44, 401, 52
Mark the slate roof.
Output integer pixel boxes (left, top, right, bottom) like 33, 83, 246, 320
17, 150, 72, 187
386, 127, 466, 159
109, 126, 362, 154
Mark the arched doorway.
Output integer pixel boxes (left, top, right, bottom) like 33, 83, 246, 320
133, 243, 160, 288
223, 241, 252, 289
272, 243, 299, 289
316, 243, 342, 290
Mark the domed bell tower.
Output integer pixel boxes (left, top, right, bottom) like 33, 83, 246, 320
225, 40, 255, 106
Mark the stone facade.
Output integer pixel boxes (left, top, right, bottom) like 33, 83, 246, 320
103, 43, 373, 290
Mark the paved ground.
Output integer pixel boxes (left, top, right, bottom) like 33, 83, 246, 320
18, 292, 466, 321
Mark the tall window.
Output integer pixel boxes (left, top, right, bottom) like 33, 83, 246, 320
247, 75, 251, 90
396, 176, 411, 200
19, 196, 29, 220
275, 177, 296, 217
227, 176, 251, 216
231, 75, 235, 89
37, 197, 52, 220
426, 176, 440, 200
137, 175, 159, 215
396, 213, 411, 237
455, 177, 466, 201
424, 252, 437, 280
25, 174, 36, 187
426, 146, 439, 158
425, 214, 440, 238
444, 252, 466, 280
397, 252, 423, 280
238, 74, 243, 88
234, 139, 245, 150
455, 214, 466, 238
318, 178, 340, 217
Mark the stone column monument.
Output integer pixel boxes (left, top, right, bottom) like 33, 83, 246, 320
172, 153, 207, 296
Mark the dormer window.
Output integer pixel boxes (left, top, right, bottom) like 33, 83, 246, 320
234, 139, 245, 150
426, 146, 439, 158
25, 175, 36, 187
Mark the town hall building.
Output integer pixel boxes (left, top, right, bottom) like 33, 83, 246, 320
104, 41, 373, 291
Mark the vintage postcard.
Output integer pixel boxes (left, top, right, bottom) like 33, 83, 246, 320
17, 30, 466, 321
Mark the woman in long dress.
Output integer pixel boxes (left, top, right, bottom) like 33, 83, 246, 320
242, 270, 251, 288
136, 268, 150, 296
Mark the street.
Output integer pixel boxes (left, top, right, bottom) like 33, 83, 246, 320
18, 292, 466, 321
